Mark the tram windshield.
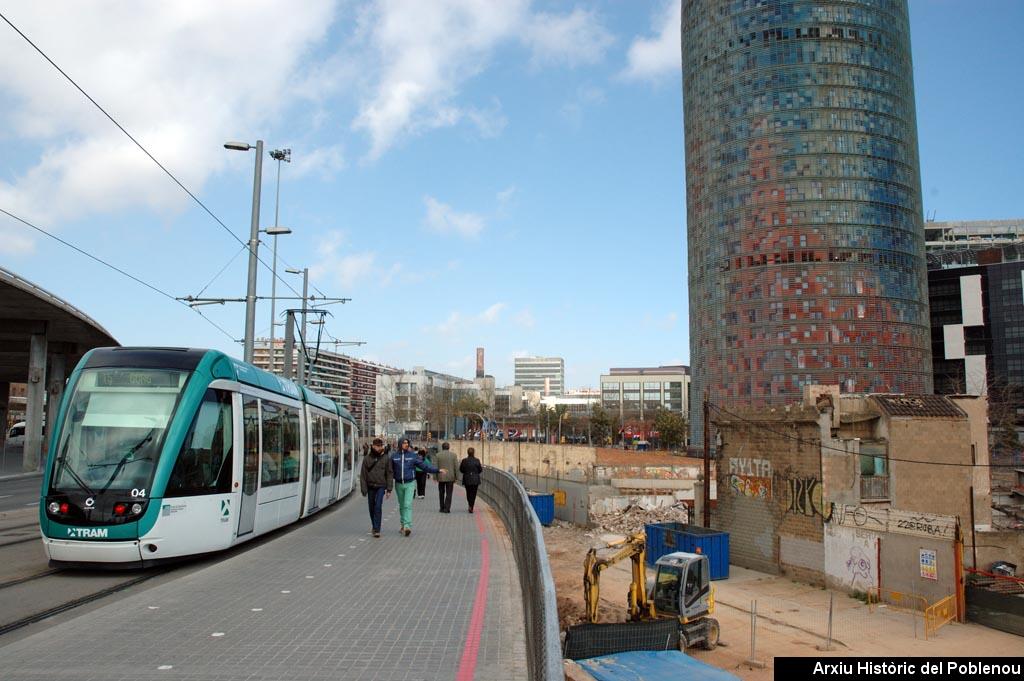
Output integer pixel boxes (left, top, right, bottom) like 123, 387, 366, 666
50, 368, 189, 495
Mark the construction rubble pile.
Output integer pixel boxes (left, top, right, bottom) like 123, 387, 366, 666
588, 500, 689, 535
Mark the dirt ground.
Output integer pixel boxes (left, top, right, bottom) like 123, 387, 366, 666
544, 521, 1024, 679
594, 448, 697, 467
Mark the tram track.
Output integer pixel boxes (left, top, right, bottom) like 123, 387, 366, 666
0, 571, 163, 638
0, 568, 60, 591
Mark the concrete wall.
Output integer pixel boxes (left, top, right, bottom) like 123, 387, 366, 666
824, 524, 879, 594
949, 395, 993, 529
879, 532, 956, 605
887, 417, 975, 521
973, 529, 1024, 573
517, 472, 591, 525
447, 440, 597, 480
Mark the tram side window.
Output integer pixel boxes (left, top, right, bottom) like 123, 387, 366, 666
310, 414, 323, 482
344, 421, 354, 472
168, 389, 233, 496
281, 407, 301, 484
243, 398, 259, 494
260, 402, 283, 486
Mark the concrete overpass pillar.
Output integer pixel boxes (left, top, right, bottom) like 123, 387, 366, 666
0, 382, 8, 447
46, 353, 66, 457
24, 331, 47, 472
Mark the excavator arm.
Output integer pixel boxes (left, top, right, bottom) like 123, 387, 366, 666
583, 532, 656, 624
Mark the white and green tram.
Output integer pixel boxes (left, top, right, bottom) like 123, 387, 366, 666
39, 347, 358, 567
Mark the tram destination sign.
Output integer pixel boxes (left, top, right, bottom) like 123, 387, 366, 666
98, 369, 181, 388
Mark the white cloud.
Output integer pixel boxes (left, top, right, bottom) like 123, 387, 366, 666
510, 349, 531, 360
497, 186, 517, 205
515, 308, 535, 328
523, 8, 614, 68
424, 195, 485, 238
291, 144, 346, 179
561, 84, 606, 127
0, 222, 36, 255
351, 0, 527, 160
0, 2, 336, 233
622, 0, 681, 82
434, 301, 506, 337
480, 302, 505, 323
350, 1, 613, 159
309, 230, 381, 290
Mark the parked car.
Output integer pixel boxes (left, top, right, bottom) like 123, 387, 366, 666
6, 421, 25, 448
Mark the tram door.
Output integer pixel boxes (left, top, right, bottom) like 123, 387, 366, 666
328, 420, 340, 503
238, 397, 260, 536
307, 414, 323, 512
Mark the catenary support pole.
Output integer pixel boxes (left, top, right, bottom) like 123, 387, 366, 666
242, 139, 264, 363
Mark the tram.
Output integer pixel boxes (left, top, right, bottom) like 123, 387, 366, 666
38, 347, 358, 567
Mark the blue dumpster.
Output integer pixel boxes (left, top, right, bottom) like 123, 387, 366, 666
645, 522, 729, 580
528, 493, 555, 526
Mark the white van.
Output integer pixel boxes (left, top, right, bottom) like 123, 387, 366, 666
6, 421, 25, 448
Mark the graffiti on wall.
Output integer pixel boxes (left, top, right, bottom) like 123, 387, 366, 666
784, 475, 831, 520
728, 458, 772, 499
829, 503, 886, 530
846, 545, 872, 581
829, 505, 956, 541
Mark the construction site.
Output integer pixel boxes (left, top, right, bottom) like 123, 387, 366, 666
448, 391, 1024, 678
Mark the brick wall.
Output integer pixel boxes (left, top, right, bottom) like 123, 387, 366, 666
713, 407, 827, 581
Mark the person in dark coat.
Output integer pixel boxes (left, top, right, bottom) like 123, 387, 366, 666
414, 447, 430, 499
459, 447, 483, 514
359, 438, 393, 537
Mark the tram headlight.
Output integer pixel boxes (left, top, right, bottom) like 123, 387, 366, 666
131, 503, 144, 515
47, 501, 60, 514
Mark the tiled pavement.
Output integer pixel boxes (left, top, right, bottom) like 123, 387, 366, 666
0, 484, 527, 681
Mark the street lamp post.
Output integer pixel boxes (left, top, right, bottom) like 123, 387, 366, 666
267, 148, 291, 373
224, 139, 264, 363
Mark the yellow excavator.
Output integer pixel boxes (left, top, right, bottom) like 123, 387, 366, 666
583, 531, 720, 650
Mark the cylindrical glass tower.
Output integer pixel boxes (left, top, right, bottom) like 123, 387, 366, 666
684, 0, 932, 443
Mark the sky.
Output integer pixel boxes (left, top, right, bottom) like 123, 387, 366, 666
1, 1, 1022, 390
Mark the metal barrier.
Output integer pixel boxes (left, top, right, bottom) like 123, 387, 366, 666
479, 467, 563, 680
924, 594, 957, 638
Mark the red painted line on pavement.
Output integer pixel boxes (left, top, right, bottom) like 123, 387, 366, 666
455, 510, 490, 681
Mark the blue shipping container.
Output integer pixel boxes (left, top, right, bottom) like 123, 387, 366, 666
528, 493, 555, 526
645, 522, 729, 580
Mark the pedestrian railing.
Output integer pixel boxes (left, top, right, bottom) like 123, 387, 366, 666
479, 466, 563, 681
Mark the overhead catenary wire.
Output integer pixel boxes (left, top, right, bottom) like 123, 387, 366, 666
194, 243, 248, 298
0, 207, 239, 345
0, 10, 303, 301
708, 400, 1021, 468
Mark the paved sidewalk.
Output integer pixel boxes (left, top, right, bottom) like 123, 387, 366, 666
0, 484, 527, 680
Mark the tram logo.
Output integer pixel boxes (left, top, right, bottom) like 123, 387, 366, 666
220, 499, 230, 522
66, 527, 108, 539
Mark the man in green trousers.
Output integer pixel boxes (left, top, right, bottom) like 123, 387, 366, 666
388, 438, 444, 536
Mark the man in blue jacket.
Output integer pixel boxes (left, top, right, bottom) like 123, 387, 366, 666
390, 438, 445, 536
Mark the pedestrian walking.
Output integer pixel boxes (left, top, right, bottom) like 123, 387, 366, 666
434, 442, 459, 513
459, 447, 483, 514
390, 438, 444, 536
414, 447, 431, 499
359, 438, 393, 538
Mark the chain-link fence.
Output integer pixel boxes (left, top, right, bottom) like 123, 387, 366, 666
681, 587, 937, 669
479, 466, 563, 680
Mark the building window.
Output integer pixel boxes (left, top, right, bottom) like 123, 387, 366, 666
859, 443, 889, 500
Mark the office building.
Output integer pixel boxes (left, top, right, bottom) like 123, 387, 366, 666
683, 0, 933, 443
600, 366, 689, 421
514, 356, 565, 396
252, 339, 396, 436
